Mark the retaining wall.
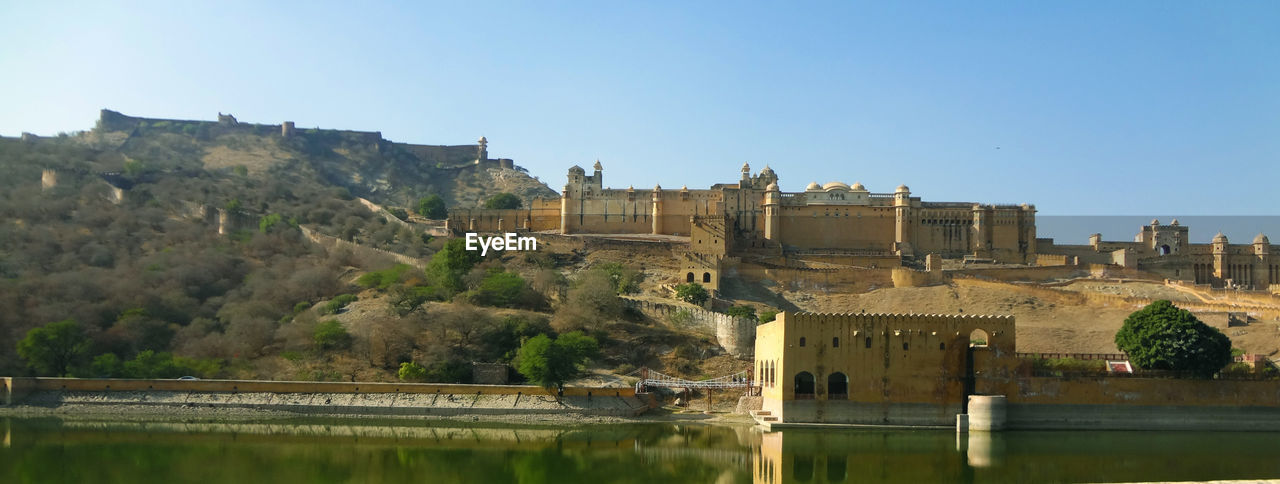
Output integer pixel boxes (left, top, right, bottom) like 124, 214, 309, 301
2, 378, 647, 417
620, 297, 755, 357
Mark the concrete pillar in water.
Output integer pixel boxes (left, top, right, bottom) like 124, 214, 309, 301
967, 395, 1007, 431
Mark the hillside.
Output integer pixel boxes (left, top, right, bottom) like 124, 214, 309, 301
0, 111, 740, 385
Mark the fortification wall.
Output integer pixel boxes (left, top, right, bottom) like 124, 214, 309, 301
400, 144, 478, 166
891, 268, 947, 288
733, 263, 895, 293
300, 226, 426, 269
620, 297, 755, 357
982, 376, 1280, 431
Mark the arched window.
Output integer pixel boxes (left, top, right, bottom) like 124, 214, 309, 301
686, 272, 694, 283
939, 342, 946, 350
702, 272, 711, 283
969, 329, 990, 348
827, 372, 848, 400
799, 337, 806, 347
794, 371, 815, 399
832, 337, 839, 348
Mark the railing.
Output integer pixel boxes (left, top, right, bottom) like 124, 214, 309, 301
1018, 352, 1127, 361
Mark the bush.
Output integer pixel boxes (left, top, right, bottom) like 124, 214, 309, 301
1030, 357, 1107, 376
320, 294, 357, 315
725, 305, 756, 320
357, 264, 414, 290
596, 262, 641, 294
758, 310, 778, 324
1114, 300, 1232, 377
675, 283, 709, 305
398, 361, 427, 382
467, 270, 545, 309
314, 320, 352, 351
483, 193, 522, 210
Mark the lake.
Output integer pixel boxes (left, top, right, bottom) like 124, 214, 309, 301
3, 417, 1280, 483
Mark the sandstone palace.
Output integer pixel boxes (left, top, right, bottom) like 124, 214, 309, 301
449, 161, 1278, 294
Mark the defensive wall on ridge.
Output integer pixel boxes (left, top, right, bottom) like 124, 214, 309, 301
620, 297, 756, 358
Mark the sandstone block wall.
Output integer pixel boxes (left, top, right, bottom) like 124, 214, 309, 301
620, 297, 755, 357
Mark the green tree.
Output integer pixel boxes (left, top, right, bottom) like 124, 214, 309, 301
1114, 300, 1233, 377
416, 195, 448, 219
675, 283, 709, 305
17, 319, 91, 376
483, 193, 522, 209
90, 353, 123, 378
515, 331, 598, 390
427, 238, 483, 293
596, 262, 641, 294
314, 320, 353, 351
398, 362, 427, 382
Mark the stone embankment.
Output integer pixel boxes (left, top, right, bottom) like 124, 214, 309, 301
2, 378, 650, 418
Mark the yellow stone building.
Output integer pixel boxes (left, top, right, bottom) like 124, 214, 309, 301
753, 311, 1015, 426
449, 163, 1038, 292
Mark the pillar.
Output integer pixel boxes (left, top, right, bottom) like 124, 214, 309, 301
651, 185, 663, 235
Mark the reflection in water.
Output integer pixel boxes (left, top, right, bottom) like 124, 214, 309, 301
753, 428, 1280, 483
4, 417, 1280, 483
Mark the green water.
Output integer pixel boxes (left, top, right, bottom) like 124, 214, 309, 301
2, 417, 1279, 483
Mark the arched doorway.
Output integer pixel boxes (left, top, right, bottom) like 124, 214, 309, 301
702, 272, 711, 283
827, 372, 848, 400
794, 371, 815, 399
686, 272, 694, 283
1160, 244, 1171, 255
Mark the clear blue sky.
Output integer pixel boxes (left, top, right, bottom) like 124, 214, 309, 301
2, 1, 1277, 215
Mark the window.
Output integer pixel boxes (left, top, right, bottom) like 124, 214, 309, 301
832, 337, 839, 348
702, 272, 711, 283
939, 342, 946, 350
902, 342, 909, 351
686, 272, 694, 283
799, 337, 806, 347
864, 337, 871, 348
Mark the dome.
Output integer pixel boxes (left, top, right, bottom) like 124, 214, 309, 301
1171, 219, 1180, 226
766, 181, 779, 191
1213, 232, 1228, 243
1254, 233, 1270, 245
850, 182, 866, 191
1150, 219, 1160, 225
654, 183, 662, 191
805, 181, 822, 191
741, 162, 751, 171
822, 181, 850, 191
895, 184, 910, 194
592, 160, 603, 171
760, 165, 775, 175
568, 165, 585, 175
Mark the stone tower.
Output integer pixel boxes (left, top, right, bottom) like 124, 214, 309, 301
477, 136, 488, 162
281, 121, 295, 137
764, 181, 781, 241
